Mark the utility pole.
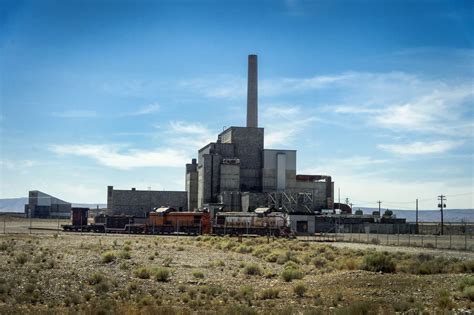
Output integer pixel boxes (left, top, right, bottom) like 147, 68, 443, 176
377, 200, 382, 216
415, 199, 419, 234
438, 195, 446, 235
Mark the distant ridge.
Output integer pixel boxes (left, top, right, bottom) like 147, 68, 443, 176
357, 207, 474, 223
0, 197, 106, 213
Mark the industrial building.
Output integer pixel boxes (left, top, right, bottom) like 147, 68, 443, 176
107, 55, 334, 218
25, 190, 71, 218
185, 55, 334, 213
106, 186, 187, 217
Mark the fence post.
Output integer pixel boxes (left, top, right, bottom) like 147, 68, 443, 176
386, 227, 389, 246
408, 233, 410, 247
3, 216, 5, 234
421, 234, 423, 247
435, 235, 437, 249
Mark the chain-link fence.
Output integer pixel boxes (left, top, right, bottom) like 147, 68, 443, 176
306, 222, 474, 251
1, 215, 69, 235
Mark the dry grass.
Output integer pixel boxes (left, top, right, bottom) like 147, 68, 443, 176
0, 233, 472, 314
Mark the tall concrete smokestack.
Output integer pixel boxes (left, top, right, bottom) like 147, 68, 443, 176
246, 54, 258, 128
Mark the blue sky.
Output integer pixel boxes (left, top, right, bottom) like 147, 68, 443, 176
1, 0, 473, 210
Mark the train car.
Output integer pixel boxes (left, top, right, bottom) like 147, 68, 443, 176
213, 207, 287, 236
148, 207, 211, 235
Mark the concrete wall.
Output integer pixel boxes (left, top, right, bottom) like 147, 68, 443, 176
219, 191, 241, 211
220, 162, 240, 191
219, 127, 264, 192
186, 161, 198, 211
241, 192, 268, 212
109, 188, 187, 217
262, 150, 297, 192
288, 214, 316, 234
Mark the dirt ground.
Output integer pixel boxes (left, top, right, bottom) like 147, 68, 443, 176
0, 231, 473, 315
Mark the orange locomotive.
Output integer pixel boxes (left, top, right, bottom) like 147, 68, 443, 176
148, 207, 211, 235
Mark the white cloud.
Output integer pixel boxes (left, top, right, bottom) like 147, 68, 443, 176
378, 140, 464, 156
129, 103, 161, 115
178, 76, 246, 100
49, 144, 188, 170
262, 105, 319, 147
52, 110, 98, 118
166, 121, 215, 149
1, 159, 37, 170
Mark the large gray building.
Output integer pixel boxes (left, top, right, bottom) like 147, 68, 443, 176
185, 55, 334, 213
25, 190, 71, 218
107, 55, 334, 216
107, 186, 187, 216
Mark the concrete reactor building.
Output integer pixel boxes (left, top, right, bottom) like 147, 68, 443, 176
185, 55, 334, 213
107, 55, 334, 216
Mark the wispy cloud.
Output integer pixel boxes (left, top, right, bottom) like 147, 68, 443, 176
166, 121, 215, 149
262, 105, 319, 147
178, 76, 246, 100
128, 103, 161, 116
52, 110, 98, 118
1, 159, 38, 170
378, 140, 464, 156
49, 144, 188, 170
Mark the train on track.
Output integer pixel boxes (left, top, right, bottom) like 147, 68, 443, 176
62, 207, 290, 237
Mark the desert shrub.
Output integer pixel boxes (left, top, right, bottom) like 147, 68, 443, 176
459, 276, 474, 291
192, 270, 205, 279
266, 252, 279, 263
0, 242, 9, 251
293, 282, 307, 297
361, 252, 395, 273
416, 260, 444, 274
15, 253, 28, 265
336, 300, 377, 315
244, 263, 262, 276
370, 238, 381, 245
455, 260, 474, 273
463, 286, 474, 301
281, 267, 303, 282
101, 251, 116, 263
88, 272, 106, 285
118, 250, 131, 259
224, 304, 257, 315
134, 267, 151, 279
154, 267, 170, 282
260, 287, 279, 299
162, 257, 172, 267
236, 245, 253, 254
123, 245, 131, 252
238, 286, 254, 301
252, 245, 271, 258
437, 290, 453, 310
214, 260, 225, 267
312, 256, 327, 268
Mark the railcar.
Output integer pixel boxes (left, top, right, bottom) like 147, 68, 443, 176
212, 207, 287, 236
